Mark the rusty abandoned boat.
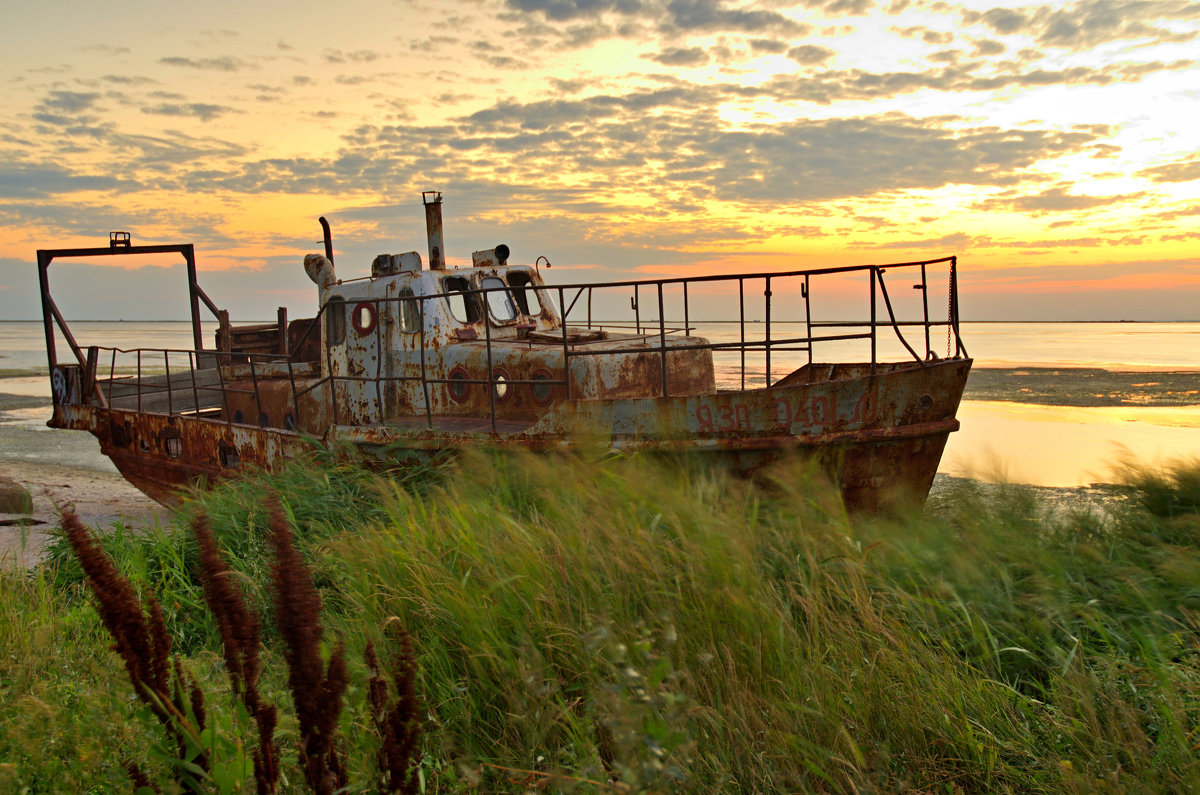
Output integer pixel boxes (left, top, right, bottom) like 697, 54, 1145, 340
37, 193, 970, 510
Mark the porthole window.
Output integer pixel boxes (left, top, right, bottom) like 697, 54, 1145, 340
161, 432, 182, 458
530, 369, 555, 405
352, 302, 377, 335
492, 368, 511, 402
448, 366, 471, 403
219, 444, 240, 468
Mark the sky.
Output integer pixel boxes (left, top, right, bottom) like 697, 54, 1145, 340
1, 0, 1199, 323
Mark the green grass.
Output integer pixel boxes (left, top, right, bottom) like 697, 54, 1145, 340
4, 451, 1200, 792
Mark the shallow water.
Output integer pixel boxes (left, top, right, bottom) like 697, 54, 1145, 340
944, 401, 1200, 487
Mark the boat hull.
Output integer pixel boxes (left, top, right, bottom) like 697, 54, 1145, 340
52, 358, 971, 510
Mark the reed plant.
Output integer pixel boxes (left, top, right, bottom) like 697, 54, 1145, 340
3, 448, 1200, 792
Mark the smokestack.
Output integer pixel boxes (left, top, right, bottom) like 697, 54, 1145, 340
423, 191, 445, 270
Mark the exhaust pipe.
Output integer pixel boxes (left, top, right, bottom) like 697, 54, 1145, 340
423, 191, 445, 270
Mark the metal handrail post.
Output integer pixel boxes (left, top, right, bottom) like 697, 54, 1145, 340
483, 288, 497, 433
559, 286, 570, 399
764, 275, 772, 387
657, 283, 668, 397
738, 278, 745, 390
869, 268, 877, 374
804, 274, 812, 369
164, 350, 173, 415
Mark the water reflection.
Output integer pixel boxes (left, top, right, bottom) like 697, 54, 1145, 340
942, 401, 1200, 487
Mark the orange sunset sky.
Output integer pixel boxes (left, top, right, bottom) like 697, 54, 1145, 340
2, 0, 1198, 321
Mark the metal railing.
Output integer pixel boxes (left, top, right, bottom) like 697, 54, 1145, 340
58, 255, 966, 437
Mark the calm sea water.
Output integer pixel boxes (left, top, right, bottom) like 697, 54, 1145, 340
3, 320, 1198, 486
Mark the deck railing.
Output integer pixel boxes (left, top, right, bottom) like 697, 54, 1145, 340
51, 256, 966, 436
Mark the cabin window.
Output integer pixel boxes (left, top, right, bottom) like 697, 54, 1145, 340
398, 287, 420, 332
481, 277, 517, 324
443, 276, 481, 324
507, 271, 543, 316
326, 296, 346, 345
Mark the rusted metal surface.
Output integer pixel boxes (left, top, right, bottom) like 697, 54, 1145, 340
52, 403, 313, 505
36, 198, 971, 509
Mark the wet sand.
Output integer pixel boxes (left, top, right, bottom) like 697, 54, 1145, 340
965, 367, 1200, 408
0, 391, 167, 567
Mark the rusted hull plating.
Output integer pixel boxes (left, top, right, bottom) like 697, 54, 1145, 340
50, 358, 968, 509
52, 404, 314, 505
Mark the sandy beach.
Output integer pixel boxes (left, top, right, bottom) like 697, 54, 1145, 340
1, 366, 1197, 566
0, 392, 167, 567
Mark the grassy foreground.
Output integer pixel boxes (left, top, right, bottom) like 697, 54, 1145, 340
3, 449, 1200, 793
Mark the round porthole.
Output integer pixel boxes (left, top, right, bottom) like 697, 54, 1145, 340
530, 369, 555, 405
159, 429, 183, 458
492, 368, 511, 402
351, 302, 377, 335
448, 366, 471, 403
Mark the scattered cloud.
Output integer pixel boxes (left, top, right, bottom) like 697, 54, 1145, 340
322, 49, 382, 64
787, 45, 834, 65
505, 0, 810, 38
81, 45, 131, 56
1139, 157, 1200, 183
647, 46, 710, 66
0, 162, 138, 198
975, 186, 1142, 214
159, 56, 250, 72
39, 90, 102, 114
964, 0, 1200, 50
140, 103, 235, 122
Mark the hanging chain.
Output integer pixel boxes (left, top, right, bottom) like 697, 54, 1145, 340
946, 266, 954, 358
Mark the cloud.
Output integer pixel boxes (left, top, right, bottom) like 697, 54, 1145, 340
505, 0, 809, 38
158, 56, 250, 71
760, 57, 1191, 104
322, 49, 382, 64
168, 78, 1105, 208
787, 44, 834, 65
975, 186, 1142, 214
1139, 157, 1200, 183
81, 45, 131, 56
748, 38, 788, 54
964, 1, 1200, 50
647, 46, 710, 65
0, 162, 138, 198
140, 103, 235, 122
100, 74, 159, 86
971, 39, 1006, 56
39, 90, 102, 114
